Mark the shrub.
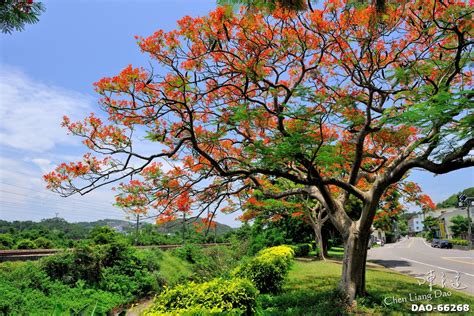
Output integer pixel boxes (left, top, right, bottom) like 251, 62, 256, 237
171, 244, 206, 264
89, 226, 122, 245
171, 245, 238, 281
33, 237, 55, 249
292, 243, 312, 257
15, 239, 37, 249
100, 264, 156, 300
0, 261, 123, 315
233, 245, 294, 294
156, 251, 193, 285
41, 246, 102, 285
145, 278, 258, 315
449, 239, 470, 246
0, 234, 13, 249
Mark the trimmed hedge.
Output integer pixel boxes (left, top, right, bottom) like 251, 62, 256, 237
233, 245, 294, 294
144, 278, 258, 315
292, 243, 312, 257
449, 239, 470, 246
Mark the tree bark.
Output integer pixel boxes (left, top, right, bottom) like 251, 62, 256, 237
313, 224, 326, 260
340, 226, 370, 303
322, 229, 329, 258
307, 204, 329, 260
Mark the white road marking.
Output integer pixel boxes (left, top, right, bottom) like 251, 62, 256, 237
422, 239, 432, 248
399, 257, 474, 277
442, 257, 474, 265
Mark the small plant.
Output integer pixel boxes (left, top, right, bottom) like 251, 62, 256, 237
145, 278, 258, 315
233, 245, 294, 294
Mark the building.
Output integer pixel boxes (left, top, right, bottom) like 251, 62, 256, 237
434, 207, 472, 240
408, 214, 424, 234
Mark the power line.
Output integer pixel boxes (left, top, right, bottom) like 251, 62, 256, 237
0, 201, 121, 218
0, 189, 116, 210
0, 196, 120, 216
0, 182, 114, 207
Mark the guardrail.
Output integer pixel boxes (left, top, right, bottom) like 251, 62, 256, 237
0, 243, 231, 262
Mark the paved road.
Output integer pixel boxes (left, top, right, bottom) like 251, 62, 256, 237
368, 237, 474, 296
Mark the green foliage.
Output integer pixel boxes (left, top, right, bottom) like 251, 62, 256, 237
172, 244, 240, 281
172, 244, 206, 264
217, 0, 308, 12
145, 278, 258, 315
100, 264, 156, 300
155, 250, 194, 285
449, 239, 470, 246
0, 233, 13, 249
41, 226, 164, 301
291, 243, 312, 257
422, 216, 439, 234
236, 215, 314, 256
33, 236, 55, 249
0, 217, 102, 249
0, 0, 45, 34
0, 217, 233, 249
233, 245, 294, 294
397, 218, 409, 236
450, 215, 471, 238
0, 261, 123, 315
89, 225, 121, 244
437, 187, 474, 209
15, 238, 37, 249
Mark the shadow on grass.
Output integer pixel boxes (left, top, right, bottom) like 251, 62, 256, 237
258, 261, 347, 315
327, 247, 344, 260
258, 276, 347, 316
259, 261, 474, 316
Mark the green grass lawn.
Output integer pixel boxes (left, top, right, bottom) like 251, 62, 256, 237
258, 260, 474, 315
327, 246, 344, 260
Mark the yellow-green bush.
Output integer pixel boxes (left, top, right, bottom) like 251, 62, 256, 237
144, 278, 258, 315
449, 239, 470, 246
233, 245, 294, 294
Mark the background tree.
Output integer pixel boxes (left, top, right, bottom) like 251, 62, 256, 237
218, 0, 387, 13
0, 0, 45, 34
436, 187, 474, 209
397, 216, 409, 236
450, 215, 470, 239
45, 0, 473, 303
423, 215, 439, 240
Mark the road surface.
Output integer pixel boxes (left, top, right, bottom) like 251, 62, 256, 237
368, 237, 474, 296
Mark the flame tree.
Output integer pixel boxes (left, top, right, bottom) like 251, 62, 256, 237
45, 0, 473, 302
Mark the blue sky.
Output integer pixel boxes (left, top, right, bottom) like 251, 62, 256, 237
0, 0, 472, 226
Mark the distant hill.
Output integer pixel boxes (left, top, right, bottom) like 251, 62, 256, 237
75, 219, 134, 231
0, 217, 233, 236
154, 217, 234, 236
436, 187, 474, 209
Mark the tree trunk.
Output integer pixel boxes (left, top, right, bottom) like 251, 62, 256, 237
313, 224, 326, 260
340, 228, 370, 303
322, 228, 329, 258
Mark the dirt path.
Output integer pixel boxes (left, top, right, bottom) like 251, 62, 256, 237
125, 299, 154, 316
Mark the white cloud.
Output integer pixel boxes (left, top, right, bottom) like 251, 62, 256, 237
0, 154, 126, 222
30, 158, 54, 173
0, 66, 93, 152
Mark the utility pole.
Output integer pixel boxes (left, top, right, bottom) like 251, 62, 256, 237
135, 214, 140, 246
182, 212, 186, 245
458, 194, 473, 247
